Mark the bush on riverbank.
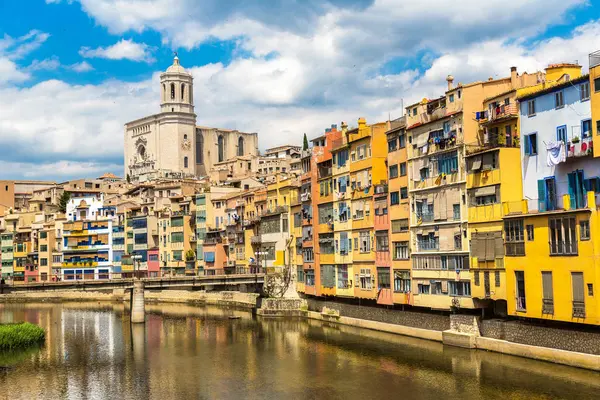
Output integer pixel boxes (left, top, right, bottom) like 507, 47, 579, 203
0, 322, 45, 351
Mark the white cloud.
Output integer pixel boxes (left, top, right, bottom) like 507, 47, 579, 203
79, 39, 155, 63
5, 1, 600, 179
27, 56, 61, 71
0, 30, 50, 60
0, 58, 30, 85
69, 61, 94, 72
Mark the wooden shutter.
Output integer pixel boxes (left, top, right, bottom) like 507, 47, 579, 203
542, 271, 553, 300
571, 272, 584, 302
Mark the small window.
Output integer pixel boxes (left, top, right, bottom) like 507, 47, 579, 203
580, 220, 590, 241
588, 283, 594, 296
527, 99, 536, 116
495, 271, 501, 287
454, 233, 462, 250
449, 94, 455, 103
390, 192, 400, 206
389, 165, 398, 179
504, 98, 510, 106
400, 187, 408, 199
526, 224, 534, 241
413, 108, 417, 116
184, 157, 188, 168
594, 77, 600, 93
557, 125, 567, 143
399, 162, 407, 176
399, 134, 406, 148
597, 120, 600, 136
524, 133, 537, 156
458, 90, 461, 99
582, 120, 592, 138
581, 82, 590, 101
555, 91, 564, 108
474, 271, 480, 286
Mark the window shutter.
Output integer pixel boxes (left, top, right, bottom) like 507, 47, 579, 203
494, 236, 505, 257
485, 235, 495, 261
441, 280, 448, 293
537, 179, 546, 211
571, 272, 584, 302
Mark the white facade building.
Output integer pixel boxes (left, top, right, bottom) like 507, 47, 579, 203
519, 73, 596, 211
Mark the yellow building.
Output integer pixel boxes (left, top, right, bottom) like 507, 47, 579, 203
348, 118, 387, 300
331, 127, 354, 297
590, 50, 600, 152
504, 192, 600, 325
385, 118, 411, 305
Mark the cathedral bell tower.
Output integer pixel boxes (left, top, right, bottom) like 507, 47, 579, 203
160, 55, 194, 114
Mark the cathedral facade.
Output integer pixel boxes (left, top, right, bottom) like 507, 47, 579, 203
124, 56, 258, 183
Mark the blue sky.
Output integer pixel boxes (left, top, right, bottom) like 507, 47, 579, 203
0, 0, 599, 180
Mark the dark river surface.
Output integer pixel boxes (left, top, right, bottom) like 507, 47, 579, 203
1, 302, 599, 400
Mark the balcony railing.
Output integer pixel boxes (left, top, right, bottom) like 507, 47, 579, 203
250, 236, 262, 244
374, 184, 388, 195
416, 213, 434, 223
542, 299, 554, 315
418, 242, 439, 251
260, 205, 289, 217
573, 301, 586, 318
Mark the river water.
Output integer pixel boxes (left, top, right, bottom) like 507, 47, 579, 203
0, 302, 599, 400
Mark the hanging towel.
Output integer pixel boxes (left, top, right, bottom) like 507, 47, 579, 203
546, 141, 565, 167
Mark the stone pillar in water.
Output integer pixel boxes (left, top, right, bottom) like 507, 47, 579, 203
131, 280, 145, 324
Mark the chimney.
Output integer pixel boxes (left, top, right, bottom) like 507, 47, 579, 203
446, 75, 454, 90
358, 118, 366, 129
510, 66, 518, 88
331, 124, 337, 130
341, 121, 348, 133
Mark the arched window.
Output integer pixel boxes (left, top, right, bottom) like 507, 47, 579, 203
162, 84, 166, 101
184, 134, 187, 140
181, 83, 185, 101
218, 135, 225, 162
170, 83, 175, 100
196, 132, 203, 164
184, 156, 188, 168
238, 137, 244, 156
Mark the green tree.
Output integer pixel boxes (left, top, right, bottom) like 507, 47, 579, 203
303, 133, 308, 150
58, 191, 71, 213
185, 249, 196, 261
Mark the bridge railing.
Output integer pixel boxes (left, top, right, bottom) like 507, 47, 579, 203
0, 268, 266, 288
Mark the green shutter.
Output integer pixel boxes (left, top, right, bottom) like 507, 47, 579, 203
537, 180, 546, 212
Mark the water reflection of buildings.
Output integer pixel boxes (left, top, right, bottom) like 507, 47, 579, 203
1, 303, 600, 399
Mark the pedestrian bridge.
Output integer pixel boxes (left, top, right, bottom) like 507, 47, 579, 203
4, 273, 266, 293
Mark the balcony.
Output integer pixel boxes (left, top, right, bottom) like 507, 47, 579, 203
478, 104, 518, 124
260, 205, 289, 217
419, 107, 446, 125
566, 136, 593, 159
542, 299, 554, 315
416, 213, 434, 223
573, 301, 585, 318
251, 236, 262, 245
466, 131, 519, 155
374, 184, 388, 196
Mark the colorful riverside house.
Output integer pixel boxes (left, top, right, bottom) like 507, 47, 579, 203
348, 118, 387, 300
299, 148, 315, 294
505, 65, 600, 325
291, 189, 304, 292
466, 86, 525, 315
255, 176, 298, 279
385, 117, 411, 305
590, 51, 600, 150
194, 193, 208, 274
331, 123, 354, 297
13, 229, 31, 284
111, 221, 125, 278
314, 125, 342, 297
1, 230, 14, 281
128, 210, 160, 278
62, 217, 115, 281
406, 70, 537, 311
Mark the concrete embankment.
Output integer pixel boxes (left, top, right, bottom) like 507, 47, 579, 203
2, 290, 600, 371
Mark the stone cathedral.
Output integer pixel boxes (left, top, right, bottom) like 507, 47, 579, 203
124, 56, 258, 183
